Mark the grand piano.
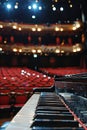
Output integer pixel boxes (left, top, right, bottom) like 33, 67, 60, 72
6, 74, 87, 130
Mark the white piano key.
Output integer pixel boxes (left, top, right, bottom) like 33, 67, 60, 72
6, 93, 40, 130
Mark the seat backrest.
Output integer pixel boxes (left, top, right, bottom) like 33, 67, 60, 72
15, 93, 27, 104
0, 93, 10, 105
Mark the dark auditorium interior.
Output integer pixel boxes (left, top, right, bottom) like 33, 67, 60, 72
0, 0, 87, 129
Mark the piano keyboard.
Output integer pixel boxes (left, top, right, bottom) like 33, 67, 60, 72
31, 92, 85, 130
6, 92, 86, 130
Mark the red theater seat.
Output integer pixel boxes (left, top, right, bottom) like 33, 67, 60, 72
14, 92, 28, 113
0, 93, 11, 118
0, 93, 10, 106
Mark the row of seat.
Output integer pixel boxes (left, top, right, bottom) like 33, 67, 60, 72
0, 67, 54, 89
0, 92, 32, 118
40, 67, 87, 76
0, 67, 54, 119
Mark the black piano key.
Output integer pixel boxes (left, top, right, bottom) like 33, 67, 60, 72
31, 92, 85, 130
32, 126, 84, 130
33, 113, 74, 120
35, 110, 71, 114
35, 106, 69, 112
31, 119, 79, 127
37, 103, 65, 107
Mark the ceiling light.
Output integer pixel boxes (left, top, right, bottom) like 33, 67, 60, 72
14, 5, 18, 9
60, 7, 64, 11
32, 4, 37, 9
6, 4, 12, 9
13, 48, 17, 52
55, 49, 60, 53
52, 7, 56, 11
0, 25, 3, 28
32, 49, 36, 53
0, 47, 2, 51
32, 15, 36, 19
12, 25, 17, 29
32, 28, 36, 31
39, 6, 42, 10
37, 28, 42, 31
28, 6, 31, 10
55, 27, 59, 31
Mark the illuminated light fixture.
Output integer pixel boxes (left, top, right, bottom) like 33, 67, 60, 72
33, 54, 38, 58
36, 0, 39, 2
0, 25, 3, 28
12, 25, 17, 29
4, 39, 7, 44
55, 49, 60, 53
4, 40, 7, 44
18, 27, 22, 31
37, 28, 42, 31
32, 4, 37, 9
32, 28, 36, 31
70, 4, 72, 8
13, 48, 17, 52
55, 0, 58, 2
68, 0, 71, 3
55, 27, 59, 31
60, 7, 64, 11
73, 48, 77, 52
75, 23, 80, 28
28, 5, 32, 9
32, 49, 36, 53
77, 47, 81, 52
39, 6, 42, 10
19, 49, 22, 52
14, 4, 18, 9
0, 47, 2, 51
32, 15, 36, 19
72, 26, 76, 30
6, 4, 12, 9
52, 7, 56, 11
61, 50, 64, 53
60, 28, 64, 31
37, 49, 42, 53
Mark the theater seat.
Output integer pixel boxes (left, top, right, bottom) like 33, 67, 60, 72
14, 93, 28, 113
0, 93, 11, 118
